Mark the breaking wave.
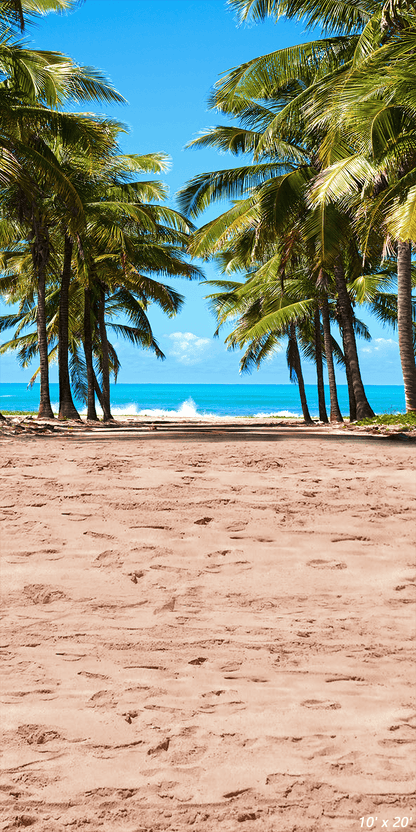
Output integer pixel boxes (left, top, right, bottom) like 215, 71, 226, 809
76, 398, 214, 419
52, 399, 301, 419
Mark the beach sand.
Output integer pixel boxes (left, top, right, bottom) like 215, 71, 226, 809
1, 418, 415, 831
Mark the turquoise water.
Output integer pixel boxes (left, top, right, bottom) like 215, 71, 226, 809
0, 383, 406, 417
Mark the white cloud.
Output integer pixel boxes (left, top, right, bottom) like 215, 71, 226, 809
167, 331, 211, 365
361, 338, 398, 354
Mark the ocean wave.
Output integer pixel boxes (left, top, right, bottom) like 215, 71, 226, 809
136, 397, 213, 418
77, 398, 213, 419
52, 399, 301, 419
253, 410, 301, 418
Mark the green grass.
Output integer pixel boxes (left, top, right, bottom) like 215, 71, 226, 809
2, 411, 37, 416
356, 412, 416, 427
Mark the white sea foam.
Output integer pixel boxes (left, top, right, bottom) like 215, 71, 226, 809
77, 397, 214, 419
77, 403, 140, 417
253, 410, 301, 418
136, 397, 197, 418
52, 399, 299, 419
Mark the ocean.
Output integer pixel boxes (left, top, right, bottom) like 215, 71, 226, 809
0, 383, 406, 418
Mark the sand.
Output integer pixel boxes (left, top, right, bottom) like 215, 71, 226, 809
0, 418, 415, 832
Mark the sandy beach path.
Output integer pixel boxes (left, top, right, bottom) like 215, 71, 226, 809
1, 423, 415, 831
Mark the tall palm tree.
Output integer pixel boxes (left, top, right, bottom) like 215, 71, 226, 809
0, 1, 126, 417
179, 86, 374, 417
226, 0, 416, 411
0, 114, 123, 417
0, 147, 203, 420
309, 89, 416, 410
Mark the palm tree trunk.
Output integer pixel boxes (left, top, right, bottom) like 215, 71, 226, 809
93, 371, 105, 412
397, 241, 416, 412
342, 339, 357, 422
83, 287, 98, 421
32, 215, 54, 420
320, 297, 343, 423
98, 284, 113, 422
58, 234, 80, 420
289, 324, 313, 424
314, 307, 328, 423
333, 258, 374, 420
36, 265, 54, 419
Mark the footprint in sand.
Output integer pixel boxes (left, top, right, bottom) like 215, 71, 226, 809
87, 690, 116, 708
207, 549, 231, 557
226, 522, 247, 532
301, 699, 341, 709
147, 737, 170, 755
61, 511, 93, 521
153, 597, 176, 614
23, 585, 66, 604
325, 675, 365, 683
331, 535, 370, 543
306, 559, 347, 570
198, 700, 245, 713
84, 530, 115, 540
16, 725, 61, 745
93, 550, 123, 568
205, 561, 252, 573
128, 570, 144, 583
194, 517, 213, 526
78, 671, 109, 680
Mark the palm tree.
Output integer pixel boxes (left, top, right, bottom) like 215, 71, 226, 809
227, 0, 378, 34
227, 0, 416, 411
179, 83, 375, 417
0, 145, 203, 420
1, 0, 75, 32
211, 279, 315, 423
0, 1, 126, 417
309, 91, 416, 410
0, 114, 123, 417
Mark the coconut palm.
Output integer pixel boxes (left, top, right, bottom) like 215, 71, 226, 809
179, 84, 375, 418
0, 144, 203, 421
1, 0, 75, 32
0, 18, 126, 419
227, 0, 379, 34
225, 0, 416, 411
309, 86, 416, 410
65, 150, 202, 420
0, 113, 124, 417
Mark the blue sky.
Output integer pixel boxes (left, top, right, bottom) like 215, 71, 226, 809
0, 0, 403, 385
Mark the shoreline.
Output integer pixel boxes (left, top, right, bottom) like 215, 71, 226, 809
1, 411, 415, 440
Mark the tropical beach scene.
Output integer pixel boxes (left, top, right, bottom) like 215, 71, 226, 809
0, 1, 415, 830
